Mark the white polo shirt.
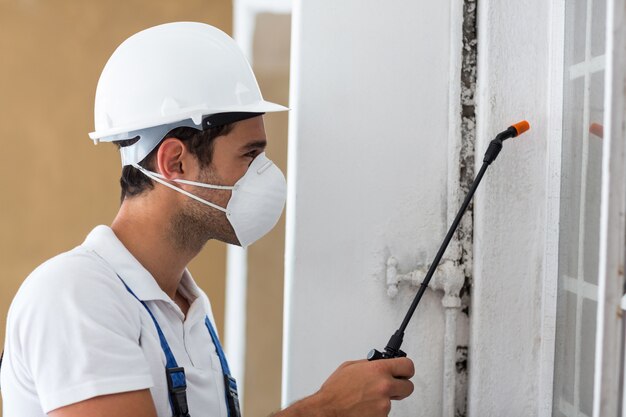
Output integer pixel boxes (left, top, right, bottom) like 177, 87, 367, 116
1, 225, 229, 417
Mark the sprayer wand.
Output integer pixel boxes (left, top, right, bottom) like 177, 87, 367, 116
367, 121, 530, 361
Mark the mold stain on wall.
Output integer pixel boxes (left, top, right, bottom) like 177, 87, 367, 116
457, 0, 477, 415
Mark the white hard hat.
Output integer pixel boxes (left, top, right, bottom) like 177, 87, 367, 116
89, 22, 288, 165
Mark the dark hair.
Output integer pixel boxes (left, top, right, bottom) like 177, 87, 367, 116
115, 124, 233, 202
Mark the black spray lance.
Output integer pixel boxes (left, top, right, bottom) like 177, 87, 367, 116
368, 121, 531, 361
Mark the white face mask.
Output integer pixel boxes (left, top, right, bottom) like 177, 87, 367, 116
133, 152, 287, 248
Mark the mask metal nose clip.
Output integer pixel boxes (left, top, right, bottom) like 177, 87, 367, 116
257, 160, 273, 174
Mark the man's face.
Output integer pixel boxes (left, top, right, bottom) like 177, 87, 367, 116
171, 116, 267, 249
208, 116, 268, 187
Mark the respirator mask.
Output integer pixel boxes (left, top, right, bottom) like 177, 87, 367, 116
133, 152, 286, 248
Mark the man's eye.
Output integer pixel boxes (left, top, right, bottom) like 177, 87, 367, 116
245, 151, 258, 158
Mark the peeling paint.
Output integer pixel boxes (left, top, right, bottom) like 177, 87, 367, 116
456, 0, 477, 416
455, 346, 469, 417
459, 0, 477, 303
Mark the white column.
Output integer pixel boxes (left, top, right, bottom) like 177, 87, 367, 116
283, 1, 454, 414
468, 0, 553, 415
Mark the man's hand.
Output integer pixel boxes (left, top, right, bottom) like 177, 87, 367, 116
317, 358, 415, 416
275, 357, 415, 417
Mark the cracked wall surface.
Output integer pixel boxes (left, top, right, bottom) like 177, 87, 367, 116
456, 0, 477, 416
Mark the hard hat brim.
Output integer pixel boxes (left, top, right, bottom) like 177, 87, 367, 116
89, 100, 289, 141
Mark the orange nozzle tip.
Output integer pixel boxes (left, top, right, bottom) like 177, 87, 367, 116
589, 123, 604, 138
512, 120, 530, 136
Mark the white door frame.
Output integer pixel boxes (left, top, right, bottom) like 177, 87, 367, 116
225, 0, 293, 409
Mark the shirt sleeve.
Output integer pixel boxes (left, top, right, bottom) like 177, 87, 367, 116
11, 250, 154, 413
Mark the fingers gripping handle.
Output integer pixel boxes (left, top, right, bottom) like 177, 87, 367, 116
367, 349, 407, 361
368, 330, 407, 361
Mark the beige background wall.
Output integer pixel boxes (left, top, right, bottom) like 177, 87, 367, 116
245, 12, 291, 416
0, 1, 233, 415
0, 3, 290, 415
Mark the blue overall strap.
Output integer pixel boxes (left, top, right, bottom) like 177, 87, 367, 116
117, 277, 190, 417
204, 317, 231, 375
204, 317, 241, 417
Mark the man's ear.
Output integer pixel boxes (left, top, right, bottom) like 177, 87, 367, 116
155, 138, 187, 179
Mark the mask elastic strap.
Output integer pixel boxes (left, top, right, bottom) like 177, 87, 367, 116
132, 164, 230, 214
133, 166, 236, 190
171, 177, 236, 190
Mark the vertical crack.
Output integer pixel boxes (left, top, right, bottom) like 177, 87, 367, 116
456, 0, 477, 416
459, 0, 477, 303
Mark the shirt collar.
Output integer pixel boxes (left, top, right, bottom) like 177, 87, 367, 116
82, 225, 175, 303
178, 270, 202, 302
179, 270, 215, 322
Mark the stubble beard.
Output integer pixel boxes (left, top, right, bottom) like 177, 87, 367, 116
168, 168, 240, 253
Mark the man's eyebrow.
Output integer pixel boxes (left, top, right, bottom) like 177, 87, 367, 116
241, 140, 267, 150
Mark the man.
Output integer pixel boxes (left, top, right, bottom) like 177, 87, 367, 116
1, 22, 414, 417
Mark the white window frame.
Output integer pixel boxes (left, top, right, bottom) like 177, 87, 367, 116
539, 0, 565, 415
592, 0, 626, 415
542, 0, 626, 416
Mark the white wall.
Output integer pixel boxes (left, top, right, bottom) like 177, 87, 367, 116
468, 0, 555, 416
284, 1, 455, 415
